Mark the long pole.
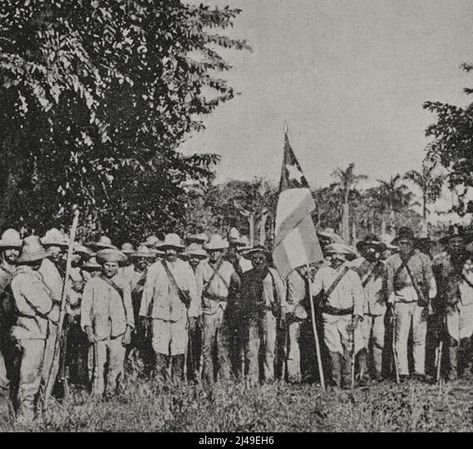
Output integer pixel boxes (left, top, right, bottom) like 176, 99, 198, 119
306, 263, 325, 391
42, 208, 80, 411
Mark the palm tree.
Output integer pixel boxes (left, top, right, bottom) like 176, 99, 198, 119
374, 174, 415, 231
404, 161, 444, 224
331, 163, 367, 242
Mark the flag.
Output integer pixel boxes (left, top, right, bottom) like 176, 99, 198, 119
272, 132, 323, 279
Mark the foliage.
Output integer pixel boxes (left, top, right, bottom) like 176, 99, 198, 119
0, 0, 249, 241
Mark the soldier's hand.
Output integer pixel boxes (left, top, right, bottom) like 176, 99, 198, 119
85, 326, 96, 344
187, 317, 197, 332
122, 326, 132, 346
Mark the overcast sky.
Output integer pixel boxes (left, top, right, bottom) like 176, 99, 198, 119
181, 0, 473, 191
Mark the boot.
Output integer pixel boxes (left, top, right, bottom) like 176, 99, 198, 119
329, 352, 342, 387
447, 346, 458, 381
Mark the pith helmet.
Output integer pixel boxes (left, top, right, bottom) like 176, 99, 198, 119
156, 233, 185, 252
0, 229, 22, 249
228, 227, 244, 246
82, 256, 101, 271
41, 228, 69, 247
204, 234, 229, 251
183, 243, 208, 260
186, 233, 208, 245
317, 227, 343, 244
120, 242, 135, 255
324, 243, 357, 260
17, 236, 50, 264
96, 248, 127, 265
130, 245, 156, 259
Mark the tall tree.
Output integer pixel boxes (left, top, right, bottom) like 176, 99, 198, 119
0, 0, 249, 241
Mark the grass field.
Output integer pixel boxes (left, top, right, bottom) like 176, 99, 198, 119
2, 373, 473, 432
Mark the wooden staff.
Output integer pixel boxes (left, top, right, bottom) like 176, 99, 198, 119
306, 263, 325, 391
42, 207, 80, 411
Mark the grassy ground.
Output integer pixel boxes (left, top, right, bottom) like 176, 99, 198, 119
2, 374, 473, 432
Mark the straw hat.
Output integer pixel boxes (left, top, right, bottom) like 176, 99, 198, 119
391, 227, 415, 245
156, 233, 185, 252
130, 245, 156, 259
41, 228, 69, 247
96, 248, 127, 264
204, 234, 229, 251
0, 229, 22, 249
121, 242, 135, 255
82, 257, 101, 271
183, 243, 208, 260
228, 227, 246, 247
324, 243, 357, 260
237, 235, 253, 252
73, 243, 92, 258
87, 235, 116, 251
17, 236, 50, 264
186, 233, 208, 245
317, 228, 343, 244
355, 234, 386, 252
246, 244, 269, 257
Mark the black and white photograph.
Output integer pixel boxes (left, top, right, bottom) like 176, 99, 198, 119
1, 0, 473, 434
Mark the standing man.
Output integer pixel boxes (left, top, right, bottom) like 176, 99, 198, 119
39, 228, 69, 393
81, 248, 134, 397
0, 229, 22, 409
10, 236, 58, 419
351, 235, 387, 382
311, 243, 364, 389
285, 264, 309, 383
241, 245, 286, 384
385, 227, 437, 381
197, 234, 240, 384
182, 242, 207, 382
139, 234, 198, 383
433, 226, 473, 380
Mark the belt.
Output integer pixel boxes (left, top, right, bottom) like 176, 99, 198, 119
322, 305, 353, 316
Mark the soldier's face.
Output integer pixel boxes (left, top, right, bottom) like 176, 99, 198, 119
102, 261, 119, 278
3, 248, 19, 264
189, 256, 200, 269
166, 249, 178, 262
135, 257, 149, 271
398, 239, 414, 256
448, 236, 463, 255
252, 252, 267, 270
209, 250, 223, 263
48, 245, 62, 262
328, 254, 345, 268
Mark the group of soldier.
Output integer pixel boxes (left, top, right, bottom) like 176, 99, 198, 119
0, 221, 472, 421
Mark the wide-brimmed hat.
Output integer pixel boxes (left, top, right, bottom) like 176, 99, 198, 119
439, 225, 467, 245
324, 243, 357, 260
246, 244, 269, 257
73, 243, 92, 258
17, 236, 50, 264
82, 256, 101, 271
317, 227, 343, 244
228, 227, 241, 243
0, 229, 22, 249
204, 234, 229, 251
41, 228, 69, 247
87, 236, 116, 251
237, 235, 253, 252
121, 242, 135, 255
96, 248, 127, 264
391, 227, 415, 245
183, 243, 208, 260
186, 233, 208, 245
130, 245, 156, 259
356, 234, 386, 252
141, 235, 160, 248
156, 233, 185, 252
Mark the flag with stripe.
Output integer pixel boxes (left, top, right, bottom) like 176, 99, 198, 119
272, 132, 323, 279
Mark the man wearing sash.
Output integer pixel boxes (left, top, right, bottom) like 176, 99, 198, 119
241, 245, 286, 384
385, 227, 436, 381
139, 234, 198, 383
351, 235, 387, 382
311, 243, 364, 389
433, 225, 473, 380
81, 248, 134, 397
196, 234, 240, 384
0, 229, 22, 409
10, 236, 58, 419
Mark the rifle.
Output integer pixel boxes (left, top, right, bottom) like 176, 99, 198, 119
436, 312, 445, 385
42, 208, 80, 411
350, 319, 356, 389
391, 304, 400, 384
58, 318, 70, 399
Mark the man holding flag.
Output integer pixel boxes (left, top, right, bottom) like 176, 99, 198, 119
272, 130, 325, 388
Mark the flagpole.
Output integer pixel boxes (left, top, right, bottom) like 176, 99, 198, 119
306, 263, 326, 391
